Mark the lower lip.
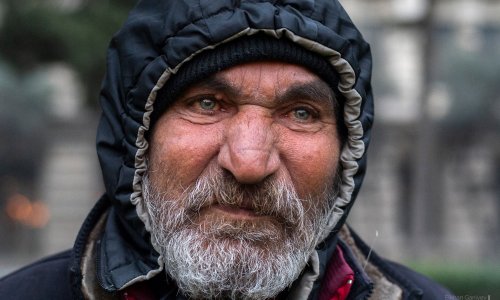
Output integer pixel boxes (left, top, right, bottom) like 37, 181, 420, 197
209, 204, 261, 219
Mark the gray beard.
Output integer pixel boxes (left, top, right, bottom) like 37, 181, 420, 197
143, 167, 338, 299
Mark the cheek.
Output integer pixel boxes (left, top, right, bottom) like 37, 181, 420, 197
280, 132, 340, 197
149, 116, 222, 188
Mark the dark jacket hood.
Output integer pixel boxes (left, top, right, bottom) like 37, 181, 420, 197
95, 0, 374, 292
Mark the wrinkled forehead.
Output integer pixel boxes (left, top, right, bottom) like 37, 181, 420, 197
214, 60, 323, 83
175, 61, 336, 108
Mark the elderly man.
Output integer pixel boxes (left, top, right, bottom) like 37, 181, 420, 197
0, 0, 453, 299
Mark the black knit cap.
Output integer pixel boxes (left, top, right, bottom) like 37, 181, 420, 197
153, 34, 342, 127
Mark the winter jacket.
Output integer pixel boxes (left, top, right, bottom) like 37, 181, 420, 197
1, 0, 453, 299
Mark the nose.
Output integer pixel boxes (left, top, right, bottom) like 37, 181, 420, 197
218, 108, 280, 184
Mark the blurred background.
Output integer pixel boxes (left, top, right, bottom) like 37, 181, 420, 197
0, 0, 498, 297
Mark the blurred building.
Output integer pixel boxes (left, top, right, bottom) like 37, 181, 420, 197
342, 0, 500, 263
0, 63, 102, 274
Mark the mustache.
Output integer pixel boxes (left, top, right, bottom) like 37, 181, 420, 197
183, 168, 306, 228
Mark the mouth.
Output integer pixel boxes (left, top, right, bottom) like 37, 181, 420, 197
208, 204, 263, 220
193, 204, 285, 242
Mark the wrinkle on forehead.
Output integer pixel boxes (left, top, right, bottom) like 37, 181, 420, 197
219, 62, 315, 91
193, 62, 335, 109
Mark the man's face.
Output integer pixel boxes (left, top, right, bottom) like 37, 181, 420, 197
145, 61, 342, 299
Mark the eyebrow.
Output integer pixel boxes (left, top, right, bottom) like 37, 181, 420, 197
277, 80, 335, 108
191, 76, 239, 97
192, 74, 336, 108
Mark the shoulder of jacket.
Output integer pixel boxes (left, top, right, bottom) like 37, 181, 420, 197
0, 250, 74, 300
340, 226, 455, 299
383, 260, 455, 300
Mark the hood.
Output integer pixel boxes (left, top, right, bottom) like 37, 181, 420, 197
95, 0, 373, 292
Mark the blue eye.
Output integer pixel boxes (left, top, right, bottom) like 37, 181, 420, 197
293, 108, 311, 120
199, 98, 217, 110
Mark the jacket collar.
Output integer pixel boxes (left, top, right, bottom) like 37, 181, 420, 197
339, 227, 424, 300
